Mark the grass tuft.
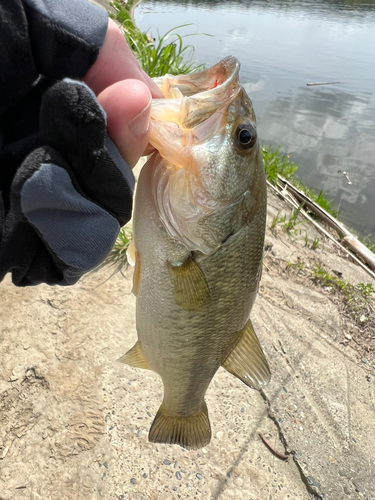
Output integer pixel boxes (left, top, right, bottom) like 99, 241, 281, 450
312, 263, 374, 323
262, 146, 338, 217
97, 226, 132, 278
110, 0, 206, 77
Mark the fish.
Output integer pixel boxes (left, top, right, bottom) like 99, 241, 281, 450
120, 56, 271, 450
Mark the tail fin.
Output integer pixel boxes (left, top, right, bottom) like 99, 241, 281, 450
148, 401, 211, 450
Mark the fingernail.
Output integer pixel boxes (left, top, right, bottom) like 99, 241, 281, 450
129, 98, 151, 136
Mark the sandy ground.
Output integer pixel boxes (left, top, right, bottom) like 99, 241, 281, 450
1, 183, 374, 500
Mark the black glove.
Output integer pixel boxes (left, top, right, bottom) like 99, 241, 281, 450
0, 79, 135, 286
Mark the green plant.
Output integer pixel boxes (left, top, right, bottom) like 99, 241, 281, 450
312, 263, 373, 323
362, 235, 375, 254
271, 210, 286, 230
357, 283, 374, 298
99, 226, 132, 278
311, 237, 320, 250
283, 204, 304, 233
262, 147, 298, 184
261, 147, 338, 217
291, 177, 338, 217
286, 257, 304, 272
110, 1, 207, 77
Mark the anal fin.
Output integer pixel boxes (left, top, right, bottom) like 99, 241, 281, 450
222, 319, 271, 389
149, 401, 211, 450
167, 256, 209, 312
118, 340, 151, 370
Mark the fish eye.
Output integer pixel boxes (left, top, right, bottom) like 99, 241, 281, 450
235, 123, 257, 151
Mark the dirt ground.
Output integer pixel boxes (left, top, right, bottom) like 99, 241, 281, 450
1, 182, 375, 500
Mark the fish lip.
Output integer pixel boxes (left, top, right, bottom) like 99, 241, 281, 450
190, 56, 240, 101
150, 56, 242, 132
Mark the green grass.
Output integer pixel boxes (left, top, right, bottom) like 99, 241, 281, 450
99, 226, 132, 277
312, 263, 374, 323
271, 204, 305, 234
110, 0, 206, 77
361, 235, 375, 255
262, 147, 299, 184
261, 146, 338, 217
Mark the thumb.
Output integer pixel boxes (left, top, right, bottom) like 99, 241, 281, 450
97, 79, 151, 168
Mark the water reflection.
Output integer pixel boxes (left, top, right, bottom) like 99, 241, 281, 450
258, 86, 375, 236
144, 0, 375, 12
136, 0, 375, 239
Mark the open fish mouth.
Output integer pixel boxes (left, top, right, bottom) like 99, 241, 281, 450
148, 56, 252, 168
150, 56, 242, 131
152, 55, 240, 99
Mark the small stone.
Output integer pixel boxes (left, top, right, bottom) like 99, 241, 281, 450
241, 407, 245, 413
176, 471, 182, 480
163, 459, 171, 466
361, 358, 367, 364
173, 487, 177, 491
345, 334, 352, 340
142, 473, 147, 478
130, 478, 136, 485
196, 473, 202, 480
103, 462, 108, 469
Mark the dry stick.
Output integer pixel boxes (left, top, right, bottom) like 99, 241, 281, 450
258, 433, 288, 461
276, 176, 375, 272
267, 180, 375, 282
306, 82, 341, 86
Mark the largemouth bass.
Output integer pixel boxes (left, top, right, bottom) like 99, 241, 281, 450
121, 56, 271, 449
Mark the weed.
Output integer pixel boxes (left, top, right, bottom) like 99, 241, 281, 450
98, 226, 132, 277
311, 237, 320, 250
286, 258, 304, 272
312, 263, 374, 323
357, 283, 374, 298
362, 235, 375, 254
262, 147, 298, 184
271, 205, 304, 234
283, 204, 304, 233
271, 211, 286, 230
110, 1, 206, 77
261, 147, 338, 217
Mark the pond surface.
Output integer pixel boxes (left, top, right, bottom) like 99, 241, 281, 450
135, 0, 375, 240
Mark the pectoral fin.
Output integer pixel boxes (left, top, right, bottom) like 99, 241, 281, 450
222, 320, 271, 389
167, 256, 209, 312
118, 341, 151, 370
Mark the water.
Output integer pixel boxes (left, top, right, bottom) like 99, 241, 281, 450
135, 0, 375, 240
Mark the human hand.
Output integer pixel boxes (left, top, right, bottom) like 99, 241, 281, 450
83, 18, 163, 167
0, 14, 161, 286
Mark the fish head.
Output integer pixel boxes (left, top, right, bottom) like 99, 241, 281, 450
150, 56, 264, 203
149, 57, 266, 253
